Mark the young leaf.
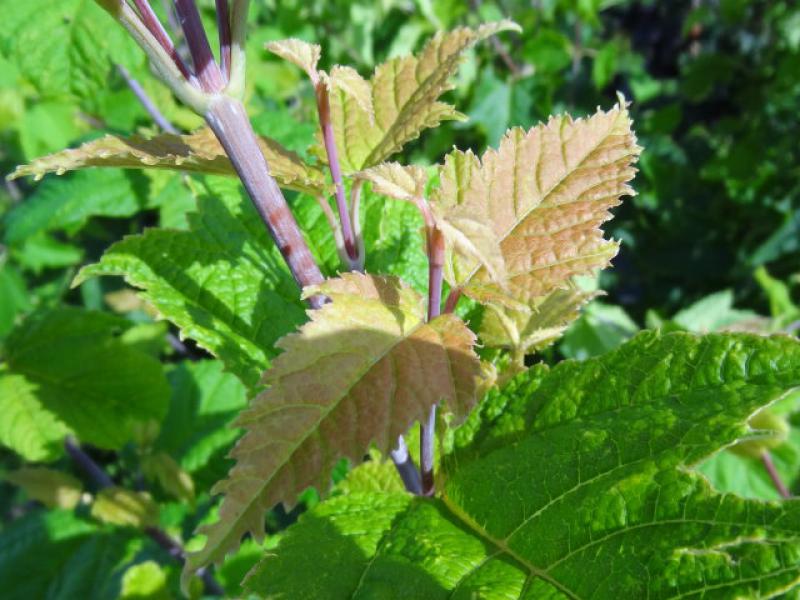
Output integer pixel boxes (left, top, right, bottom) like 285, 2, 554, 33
246, 331, 800, 598
265, 39, 321, 81
325, 65, 374, 120
9, 127, 327, 196
0, 308, 169, 461
185, 273, 481, 576
91, 488, 159, 529
324, 21, 520, 173
479, 285, 597, 354
4, 468, 83, 510
434, 99, 641, 310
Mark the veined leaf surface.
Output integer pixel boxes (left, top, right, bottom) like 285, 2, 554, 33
185, 273, 481, 577
9, 127, 327, 196
245, 331, 800, 599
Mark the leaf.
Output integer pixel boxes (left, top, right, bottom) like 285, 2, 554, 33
9, 127, 327, 196
325, 65, 374, 121
0, 264, 31, 339
91, 488, 159, 529
479, 285, 597, 354
4, 468, 83, 510
120, 561, 171, 600
73, 177, 313, 389
432, 99, 641, 310
672, 290, 761, 333
141, 451, 196, 504
0, 308, 169, 461
265, 39, 321, 81
355, 162, 428, 203
560, 301, 640, 360
0, 510, 140, 600
184, 273, 481, 576
246, 331, 800, 599
327, 21, 520, 173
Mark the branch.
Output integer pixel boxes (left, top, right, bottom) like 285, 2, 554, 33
64, 437, 224, 595
117, 64, 179, 133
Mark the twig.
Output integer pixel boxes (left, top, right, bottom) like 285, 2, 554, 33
117, 65, 179, 134
761, 451, 792, 498
389, 436, 423, 495
64, 437, 224, 595
315, 82, 360, 270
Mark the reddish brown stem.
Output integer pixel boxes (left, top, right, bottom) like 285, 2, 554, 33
174, 0, 224, 92
761, 451, 791, 498
316, 83, 359, 267
215, 0, 232, 82
131, 0, 192, 79
205, 96, 325, 307
444, 288, 462, 315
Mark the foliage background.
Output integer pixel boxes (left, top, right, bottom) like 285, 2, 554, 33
0, 0, 799, 597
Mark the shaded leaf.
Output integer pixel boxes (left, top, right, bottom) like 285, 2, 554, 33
185, 273, 480, 576
0, 308, 169, 461
9, 127, 327, 196
248, 331, 800, 599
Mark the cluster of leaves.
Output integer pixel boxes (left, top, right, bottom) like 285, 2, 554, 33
0, 1, 798, 599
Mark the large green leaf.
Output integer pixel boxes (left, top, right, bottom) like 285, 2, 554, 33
0, 510, 139, 600
0, 308, 169, 461
246, 331, 800, 598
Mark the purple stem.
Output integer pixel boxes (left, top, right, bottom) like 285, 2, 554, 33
761, 451, 792, 498
64, 437, 114, 489
420, 226, 445, 496
117, 64, 179, 133
316, 83, 359, 266
174, 0, 224, 92
131, 0, 192, 79
215, 0, 232, 82
389, 436, 423, 495
205, 96, 326, 307
443, 288, 462, 315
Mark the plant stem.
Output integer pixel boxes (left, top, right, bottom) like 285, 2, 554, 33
64, 437, 224, 595
132, 0, 192, 79
215, 0, 232, 82
420, 225, 445, 496
174, 0, 224, 92
443, 288, 461, 314
315, 82, 360, 270
205, 96, 326, 307
117, 65, 179, 134
761, 451, 791, 498
389, 436, 422, 495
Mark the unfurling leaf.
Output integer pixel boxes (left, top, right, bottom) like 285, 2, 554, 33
355, 162, 428, 203
325, 66, 374, 121
326, 21, 520, 173
480, 285, 597, 355
246, 331, 800, 599
433, 98, 641, 310
91, 488, 159, 529
265, 38, 321, 81
185, 273, 480, 575
9, 128, 327, 195
4, 468, 83, 509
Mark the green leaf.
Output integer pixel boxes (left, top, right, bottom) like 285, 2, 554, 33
560, 301, 639, 360
155, 360, 247, 490
0, 510, 139, 600
73, 177, 312, 388
0, 263, 30, 339
672, 290, 761, 333
247, 331, 800, 598
185, 273, 481, 579
91, 488, 159, 529
0, 308, 169, 461
2, 170, 151, 246
120, 561, 171, 600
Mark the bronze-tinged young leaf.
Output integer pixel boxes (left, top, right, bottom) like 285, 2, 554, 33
9, 128, 327, 195
480, 285, 597, 354
265, 39, 321, 81
325, 65, 374, 121
355, 162, 428, 203
326, 21, 520, 173
184, 273, 481, 576
435, 97, 641, 309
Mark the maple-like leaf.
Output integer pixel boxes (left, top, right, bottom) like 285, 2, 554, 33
184, 273, 481, 577
321, 21, 520, 173
8, 128, 327, 195
433, 97, 641, 310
